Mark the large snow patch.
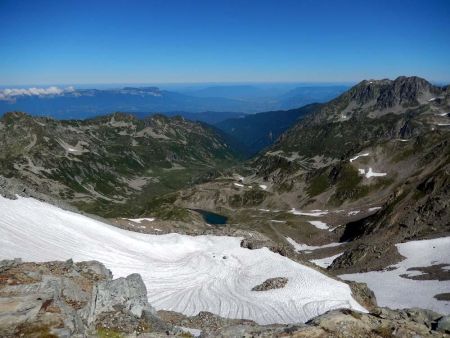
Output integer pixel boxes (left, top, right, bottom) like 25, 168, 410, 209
341, 237, 450, 314
0, 196, 365, 324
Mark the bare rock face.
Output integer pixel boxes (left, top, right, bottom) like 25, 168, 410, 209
251, 277, 288, 291
348, 281, 378, 311
0, 259, 171, 337
90, 273, 154, 321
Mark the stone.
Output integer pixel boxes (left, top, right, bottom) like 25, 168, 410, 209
251, 277, 288, 291
90, 273, 154, 322
436, 315, 450, 333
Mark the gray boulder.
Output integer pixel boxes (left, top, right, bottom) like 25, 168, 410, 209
89, 273, 154, 322
436, 315, 450, 333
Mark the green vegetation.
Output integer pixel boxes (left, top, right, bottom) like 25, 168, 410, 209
276, 113, 403, 159
96, 327, 124, 338
0, 112, 242, 217
330, 165, 394, 205
307, 174, 329, 196
15, 323, 58, 338
228, 189, 268, 208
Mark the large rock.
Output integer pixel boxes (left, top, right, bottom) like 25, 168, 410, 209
89, 273, 154, 321
437, 315, 450, 333
0, 259, 168, 337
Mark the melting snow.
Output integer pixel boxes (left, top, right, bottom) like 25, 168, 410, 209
311, 253, 344, 268
341, 237, 450, 315
328, 225, 344, 232
308, 220, 329, 230
0, 196, 366, 324
270, 220, 286, 223
233, 183, 244, 187
359, 168, 387, 178
368, 207, 382, 212
286, 237, 343, 252
290, 208, 328, 217
349, 153, 370, 162
259, 184, 267, 190
348, 211, 360, 216
127, 218, 155, 223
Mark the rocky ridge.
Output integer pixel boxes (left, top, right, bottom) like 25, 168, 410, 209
1, 259, 449, 337
0, 259, 178, 337
0, 112, 241, 217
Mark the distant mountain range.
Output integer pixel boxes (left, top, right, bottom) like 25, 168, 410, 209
0, 84, 348, 121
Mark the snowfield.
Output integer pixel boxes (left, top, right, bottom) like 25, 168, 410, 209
286, 237, 343, 252
311, 253, 344, 268
0, 196, 366, 324
349, 153, 370, 162
127, 217, 155, 223
341, 237, 450, 315
290, 208, 328, 217
358, 168, 387, 178
308, 220, 329, 230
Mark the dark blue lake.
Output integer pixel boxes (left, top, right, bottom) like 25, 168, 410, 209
191, 209, 228, 225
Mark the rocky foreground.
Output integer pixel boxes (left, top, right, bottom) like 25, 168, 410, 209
0, 259, 449, 337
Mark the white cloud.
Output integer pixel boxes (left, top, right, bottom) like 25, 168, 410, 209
0, 86, 75, 101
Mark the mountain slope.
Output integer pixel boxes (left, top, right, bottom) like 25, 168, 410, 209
215, 103, 321, 156
251, 77, 450, 270
0, 112, 241, 216
170, 76, 449, 274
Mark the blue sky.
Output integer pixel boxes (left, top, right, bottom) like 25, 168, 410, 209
0, 0, 449, 85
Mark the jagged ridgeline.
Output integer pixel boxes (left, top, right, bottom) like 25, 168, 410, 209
0, 112, 242, 216
254, 76, 449, 185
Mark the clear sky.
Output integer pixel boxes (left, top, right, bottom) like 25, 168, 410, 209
0, 0, 449, 85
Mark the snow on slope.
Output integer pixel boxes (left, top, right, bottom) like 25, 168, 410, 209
0, 196, 365, 324
127, 218, 155, 223
290, 208, 328, 217
308, 220, 329, 230
341, 237, 450, 315
349, 153, 370, 162
311, 253, 344, 268
286, 237, 343, 252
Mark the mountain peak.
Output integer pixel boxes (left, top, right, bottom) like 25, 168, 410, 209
317, 75, 443, 119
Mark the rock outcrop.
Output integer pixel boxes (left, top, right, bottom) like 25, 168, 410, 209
251, 277, 288, 291
0, 259, 173, 337
1, 258, 449, 337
